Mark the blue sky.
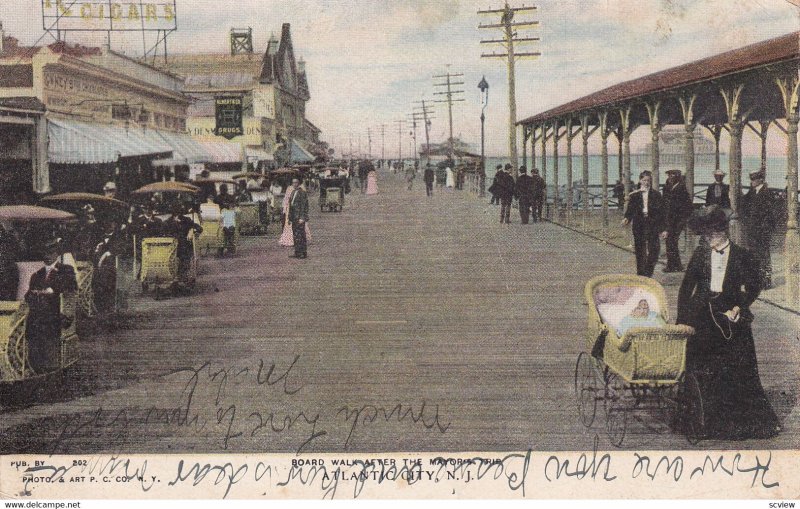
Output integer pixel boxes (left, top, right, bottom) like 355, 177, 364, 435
4, 0, 799, 157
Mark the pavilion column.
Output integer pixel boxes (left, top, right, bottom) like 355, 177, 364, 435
777, 75, 800, 308
552, 120, 561, 219
721, 84, 746, 244
580, 114, 592, 230
759, 121, 770, 173
617, 127, 623, 182
704, 124, 723, 172
566, 118, 575, 225
646, 101, 662, 189
541, 125, 548, 218
522, 125, 530, 170
599, 111, 610, 233
32, 115, 50, 195
679, 94, 697, 197
531, 125, 537, 170
620, 106, 634, 209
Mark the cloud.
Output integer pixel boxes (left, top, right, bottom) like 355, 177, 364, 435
3, 0, 798, 156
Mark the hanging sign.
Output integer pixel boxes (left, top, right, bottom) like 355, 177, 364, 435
214, 96, 244, 140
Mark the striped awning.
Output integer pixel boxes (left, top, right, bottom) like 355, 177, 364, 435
48, 119, 173, 164
290, 139, 314, 163
156, 131, 212, 164
197, 140, 243, 164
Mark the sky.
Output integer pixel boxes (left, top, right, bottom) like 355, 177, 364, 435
3, 0, 800, 157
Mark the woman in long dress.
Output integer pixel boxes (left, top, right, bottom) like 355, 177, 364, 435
366, 169, 379, 195
279, 184, 312, 246
445, 166, 455, 190
676, 206, 781, 440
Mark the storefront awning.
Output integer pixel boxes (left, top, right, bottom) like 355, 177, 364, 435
245, 146, 273, 162
197, 140, 243, 164
48, 118, 173, 164
156, 131, 212, 164
290, 139, 314, 163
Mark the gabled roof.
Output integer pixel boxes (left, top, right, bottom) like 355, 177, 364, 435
519, 31, 800, 125
259, 23, 310, 99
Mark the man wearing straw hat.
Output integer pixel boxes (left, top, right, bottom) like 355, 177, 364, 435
705, 169, 731, 209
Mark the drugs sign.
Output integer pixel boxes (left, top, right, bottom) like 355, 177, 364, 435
42, 0, 177, 32
214, 96, 244, 140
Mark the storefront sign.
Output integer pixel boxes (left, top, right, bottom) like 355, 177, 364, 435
253, 85, 275, 120
214, 96, 244, 140
187, 117, 263, 146
41, 0, 177, 32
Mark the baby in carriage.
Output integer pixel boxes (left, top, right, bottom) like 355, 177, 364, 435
616, 298, 666, 337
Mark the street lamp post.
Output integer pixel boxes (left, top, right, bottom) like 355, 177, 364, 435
478, 76, 490, 197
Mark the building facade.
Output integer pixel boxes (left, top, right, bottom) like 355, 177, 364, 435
157, 23, 316, 170
0, 30, 198, 200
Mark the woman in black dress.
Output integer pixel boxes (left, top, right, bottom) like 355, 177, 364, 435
676, 206, 781, 440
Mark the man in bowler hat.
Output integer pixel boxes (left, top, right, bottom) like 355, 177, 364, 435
662, 169, 693, 272
514, 166, 535, 224
740, 170, 775, 288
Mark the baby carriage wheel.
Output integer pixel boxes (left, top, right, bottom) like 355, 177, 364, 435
604, 372, 627, 447
681, 372, 705, 444
574, 352, 602, 428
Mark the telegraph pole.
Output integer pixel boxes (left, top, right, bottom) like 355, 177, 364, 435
479, 2, 540, 178
413, 100, 436, 166
380, 124, 386, 163
433, 69, 465, 162
366, 128, 373, 159
394, 120, 405, 162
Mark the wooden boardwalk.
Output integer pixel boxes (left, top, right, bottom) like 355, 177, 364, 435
1, 172, 798, 455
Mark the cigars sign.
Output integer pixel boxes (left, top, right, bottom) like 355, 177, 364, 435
42, 0, 177, 32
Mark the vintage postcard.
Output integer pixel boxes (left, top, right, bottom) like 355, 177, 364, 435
0, 0, 799, 504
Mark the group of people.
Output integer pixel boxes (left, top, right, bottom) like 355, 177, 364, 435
488, 163, 546, 224
623, 167, 776, 290
613, 167, 782, 441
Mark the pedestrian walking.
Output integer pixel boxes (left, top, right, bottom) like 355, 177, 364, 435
531, 169, 545, 222
487, 164, 502, 205
405, 162, 417, 191
497, 164, 516, 224
424, 163, 435, 197
622, 170, 666, 278
287, 177, 309, 259
740, 170, 775, 289
662, 169, 693, 272
514, 166, 535, 224
677, 206, 781, 439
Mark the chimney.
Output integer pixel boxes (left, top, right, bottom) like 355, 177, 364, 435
297, 57, 305, 74
266, 32, 278, 56
0, 21, 5, 54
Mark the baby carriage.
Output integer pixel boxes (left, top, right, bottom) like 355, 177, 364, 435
576, 274, 701, 446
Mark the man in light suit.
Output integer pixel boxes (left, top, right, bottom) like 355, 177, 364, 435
288, 177, 309, 259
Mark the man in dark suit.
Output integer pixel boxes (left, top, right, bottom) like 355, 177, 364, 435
164, 204, 203, 281
705, 169, 731, 208
423, 163, 435, 197
531, 168, 546, 222
662, 169, 694, 272
497, 164, 516, 224
358, 160, 371, 194
25, 239, 78, 373
487, 164, 502, 205
514, 166, 535, 224
623, 170, 666, 278
740, 170, 775, 288
287, 177, 309, 259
